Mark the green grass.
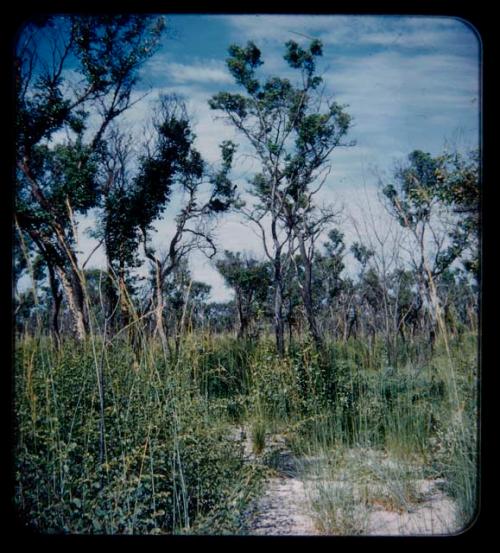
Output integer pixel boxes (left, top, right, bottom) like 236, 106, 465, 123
14, 329, 478, 534
14, 334, 263, 534
288, 335, 478, 535
250, 418, 266, 455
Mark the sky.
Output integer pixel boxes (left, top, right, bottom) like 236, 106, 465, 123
66, 15, 480, 302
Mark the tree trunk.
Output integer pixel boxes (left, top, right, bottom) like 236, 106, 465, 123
103, 264, 119, 336
347, 307, 357, 341
273, 256, 285, 357
47, 263, 63, 345
274, 288, 285, 357
287, 296, 295, 348
268, 212, 285, 356
17, 221, 88, 340
117, 271, 132, 330
153, 260, 168, 350
236, 292, 248, 339
297, 238, 323, 350
57, 267, 88, 341
399, 324, 406, 343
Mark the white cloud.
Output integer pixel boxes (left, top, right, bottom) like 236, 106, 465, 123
321, 50, 479, 177
222, 14, 479, 54
214, 213, 265, 256
74, 211, 107, 270
223, 14, 338, 43
163, 61, 234, 85
188, 253, 233, 303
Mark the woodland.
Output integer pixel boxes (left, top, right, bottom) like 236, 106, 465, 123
14, 15, 479, 535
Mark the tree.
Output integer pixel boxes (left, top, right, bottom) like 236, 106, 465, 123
216, 251, 271, 339
349, 241, 375, 340
313, 228, 346, 337
95, 129, 138, 335
15, 15, 166, 340
435, 149, 480, 277
382, 150, 475, 345
209, 39, 352, 354
162, 259, 212, 351
204, 301, 235, 334
102, 95, 237, 349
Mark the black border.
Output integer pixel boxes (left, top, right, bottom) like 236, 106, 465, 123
2, 0, 494, 547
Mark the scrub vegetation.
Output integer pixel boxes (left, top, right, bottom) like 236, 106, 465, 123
14, 15, 479, 535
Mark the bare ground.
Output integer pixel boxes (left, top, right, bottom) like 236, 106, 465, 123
246, 476, 318, 535
234, 427, 459, 536
240, 431, 318, 536
365, 478, 459, 535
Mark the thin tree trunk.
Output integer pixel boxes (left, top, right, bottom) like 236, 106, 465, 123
297, 238, 323, 350
236, 292, 248, 340
153, 261, 168, 350
57, 267, 88, 341
288, 296, 294, 348
47, 264, 63, 345
117, 272, 132, 329
115, 268, 142, 363
273, 256, 285, 357
102, 263, 118, 336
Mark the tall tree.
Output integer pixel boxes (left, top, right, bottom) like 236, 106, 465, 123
435, 149, 480, 278
313, 228, 346, 338
209, 39, 352, 354
104, 95, 237, 349
15, 15, 166, 340
382, 150, 477, 344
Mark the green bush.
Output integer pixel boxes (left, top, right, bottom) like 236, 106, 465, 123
14, 337, 261, 534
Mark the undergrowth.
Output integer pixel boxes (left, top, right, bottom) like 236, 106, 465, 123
14, 331, 478, 534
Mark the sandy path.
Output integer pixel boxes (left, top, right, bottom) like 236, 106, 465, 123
235, 428, 459, 536
237, 430, 318, 536
247, 474, 317, 536
365, 478, 459, 535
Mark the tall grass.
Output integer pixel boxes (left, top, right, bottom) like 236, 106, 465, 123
14, 333, 263, 534
285, 334, 478, 534
14, 324, 478, 535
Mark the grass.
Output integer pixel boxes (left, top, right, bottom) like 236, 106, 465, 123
13, 328, 478, 535
308, 480, 369, 535
14, 333, 263, 534
289, 334, 478, 535
250, 418, 266, 455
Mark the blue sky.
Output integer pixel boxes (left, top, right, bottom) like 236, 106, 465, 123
72, 15, 480, 301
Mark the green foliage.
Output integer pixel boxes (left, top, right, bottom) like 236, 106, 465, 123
14, 328, 478, 534
351, 242, 374, 269
284, 39, 323, 88
251, 419, 267, 455
208, 141, 238, 212
382, 148, 479, 277
131, 105, 196, 234
383, 150, 439, 228
216, 253, 271, 316
14, 337, 261, 534
210, 38, 352, 203
209, 38, 353, 354
103, 95, 238, 288
17, 16, 165, 160
437, 149, 480, 277
72, 16, 165, 97
226, 41, 263, 94
208, 92, 248, 119
15, 16, 168, 338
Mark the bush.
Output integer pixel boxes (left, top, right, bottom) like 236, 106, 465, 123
14, 337, 261, 534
